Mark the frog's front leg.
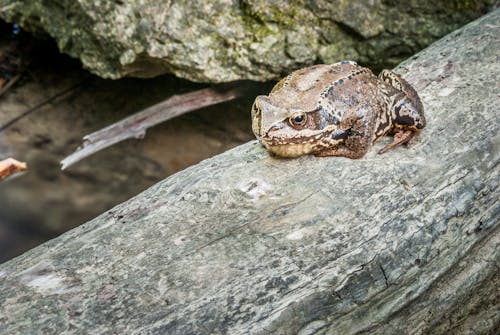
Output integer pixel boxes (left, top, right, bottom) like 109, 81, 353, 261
378, 130, 416, 154
379, 69, 425, 128
315, 104, 377, 159
378, 95, 424, 154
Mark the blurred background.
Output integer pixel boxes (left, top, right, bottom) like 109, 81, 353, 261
0, 21, 269, 262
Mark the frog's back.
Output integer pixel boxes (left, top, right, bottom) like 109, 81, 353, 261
269, 61, 380, 114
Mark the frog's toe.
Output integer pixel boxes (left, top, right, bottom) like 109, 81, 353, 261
378, 130, 417, 154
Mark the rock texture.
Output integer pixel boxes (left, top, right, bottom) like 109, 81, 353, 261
1, 9, 499, 335
0, 0, 496, 82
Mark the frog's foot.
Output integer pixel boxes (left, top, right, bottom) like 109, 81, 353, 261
315, 146, 366, 159
378, 130, 417, 154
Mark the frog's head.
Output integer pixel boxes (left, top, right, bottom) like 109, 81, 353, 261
251, 95, 338, 157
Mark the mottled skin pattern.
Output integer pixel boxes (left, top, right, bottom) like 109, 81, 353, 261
251, 61, 425, 158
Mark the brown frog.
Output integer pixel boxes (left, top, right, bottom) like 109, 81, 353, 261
251, 61, 425, 158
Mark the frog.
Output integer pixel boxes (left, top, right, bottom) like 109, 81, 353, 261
251, 61, 425, 159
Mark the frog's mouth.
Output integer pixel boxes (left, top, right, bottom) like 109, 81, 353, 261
252, 126, 321, 157
261, 141, 317, 157
256, 128, 322, 157
263, 129, 325, 145
262, 123, 341, 145
259, 125, 343, 157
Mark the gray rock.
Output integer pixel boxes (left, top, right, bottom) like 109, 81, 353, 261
0, 0, 496, 82
1, 9, 499, 335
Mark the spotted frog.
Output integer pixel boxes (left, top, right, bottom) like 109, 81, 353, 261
251, 61, 425, 158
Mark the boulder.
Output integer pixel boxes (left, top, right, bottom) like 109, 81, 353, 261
0, 0, 496, 82
0, 9, 499, 335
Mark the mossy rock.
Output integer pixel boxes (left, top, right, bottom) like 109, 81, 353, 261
0, 0, 496, 82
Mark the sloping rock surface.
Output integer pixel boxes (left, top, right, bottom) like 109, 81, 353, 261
0, 0, 496, 82
0, 9, 499, 335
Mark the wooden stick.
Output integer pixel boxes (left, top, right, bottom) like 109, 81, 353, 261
0, 73, 22, 97
0, 158, 27, 181
60, 84, 250, 170
0, 77, 91, 132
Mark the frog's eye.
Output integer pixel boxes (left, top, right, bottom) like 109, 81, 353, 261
289, 112, 307, 127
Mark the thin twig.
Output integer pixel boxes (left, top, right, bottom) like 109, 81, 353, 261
0, 77, 91, 132
60, 83, 251, 170
0, 73, 22, 97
